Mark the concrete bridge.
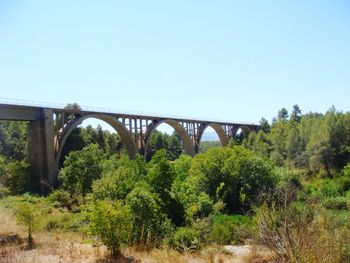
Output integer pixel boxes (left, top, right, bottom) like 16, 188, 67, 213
0, 102, 259, 193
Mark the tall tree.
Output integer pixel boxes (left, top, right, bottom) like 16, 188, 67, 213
259, 118, 271, 133
290, 104, 302, 123
60, 144, 105, 196
277, 108, 289, 121
0, 121, 28, 160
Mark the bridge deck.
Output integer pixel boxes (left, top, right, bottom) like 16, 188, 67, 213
0, 102, 258, 127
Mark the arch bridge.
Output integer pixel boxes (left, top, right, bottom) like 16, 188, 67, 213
0, 102, 259, 193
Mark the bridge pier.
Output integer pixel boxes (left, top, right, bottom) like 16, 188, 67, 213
27, 109, 57, 194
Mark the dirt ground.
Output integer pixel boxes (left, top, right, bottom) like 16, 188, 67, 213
0, 208, 275, 263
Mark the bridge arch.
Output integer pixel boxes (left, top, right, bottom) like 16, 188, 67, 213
198, 123, 230, 148
144, 119, 195, 160
55, 114, 138, 165
236, 125, 253, 138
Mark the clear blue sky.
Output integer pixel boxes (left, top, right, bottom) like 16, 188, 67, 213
1, 0, 350, 124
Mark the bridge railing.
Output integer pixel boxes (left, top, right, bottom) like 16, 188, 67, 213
0, 97, 258, 125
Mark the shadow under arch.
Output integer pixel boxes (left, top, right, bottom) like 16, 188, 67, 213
198, 123, 230, 148
144, 119, 195, 160
55, 114, 138, 165
236, 125, 253, 137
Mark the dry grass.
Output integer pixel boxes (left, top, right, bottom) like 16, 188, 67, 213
1, 241, 275, 263
0, 208, 275, 263
123, 245, 275, 263
0, 208, 24, 236
1, 231, 109, 263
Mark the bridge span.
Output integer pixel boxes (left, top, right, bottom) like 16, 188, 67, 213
0, 101, 260, 193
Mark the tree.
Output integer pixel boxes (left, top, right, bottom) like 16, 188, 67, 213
59, 144, 105, 196
147, 149, 183, 225
260, 118, 271, 133
85, 200, 132, 257
286, 127, 302, 164
269, 121, 290, 166
15, 202, 39, 249
277, 108, 289, 121
5, 160, 38, 194
146, 130, 183, 161
59, 128, 85, 166
105, 132, 123, 155
174, 178, 213, 223
222, 147, 276, 212
0, 155, 6, 186
0, 121, 28, 160
243, 131, 271, 158
146, 130, 168, 161
307, 113, 334, 177
63, 103, 82, 122
172, 154, 193, 195
125, 181, 171, 246
92, 156, 146, 200
60, 125, 124, 165
147, 149, 175, 201
96, 125, 106, 149
167, 132, 182, 160
234, 157, 276, 211
290, 104, 302, 123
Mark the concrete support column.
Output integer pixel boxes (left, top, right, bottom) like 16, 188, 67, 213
27, 109, 57, 194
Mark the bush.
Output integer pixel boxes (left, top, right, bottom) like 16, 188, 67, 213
191, 217, 212, 245
6, 160, 38, 194
304, 178, 341, 198
48, 189, 72, 209
209, 214, 251, 245
125, 181, 171, 247
59, 144, 105, 197
0, 186, 10, 198
92, 162, 145, 201
44, 212, 81, 232
339, 167, 350, 193
85, 200, 132, 257
253, 202, 349, 262
15, 202, 39, 249
323, 196, 348, 210
172, 227, 200, 252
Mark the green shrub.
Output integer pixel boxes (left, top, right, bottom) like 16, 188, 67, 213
304, 178, 341, 198
323, 196, 348, 210
48, 189, 71, 209
172, 227, 200, 252
44, 212, 81, 232
15, 202, 39, 249
85, 200, 132, 256
59, 144, 105, 197
339, 173, 350, 193
0, 186, 10, 198
209, 214, 251, 245
6, 160, 39, 194
191, 217, 212, 245
125, 181, 171, 247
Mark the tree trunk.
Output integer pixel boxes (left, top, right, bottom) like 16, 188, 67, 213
323, 155, 333, 178
112, 247, 122, 259
28, 231, 34, 249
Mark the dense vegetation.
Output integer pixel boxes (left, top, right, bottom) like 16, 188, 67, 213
0, 105, 349, 262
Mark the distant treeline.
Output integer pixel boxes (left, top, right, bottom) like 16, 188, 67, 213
245, 105, 350, 177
